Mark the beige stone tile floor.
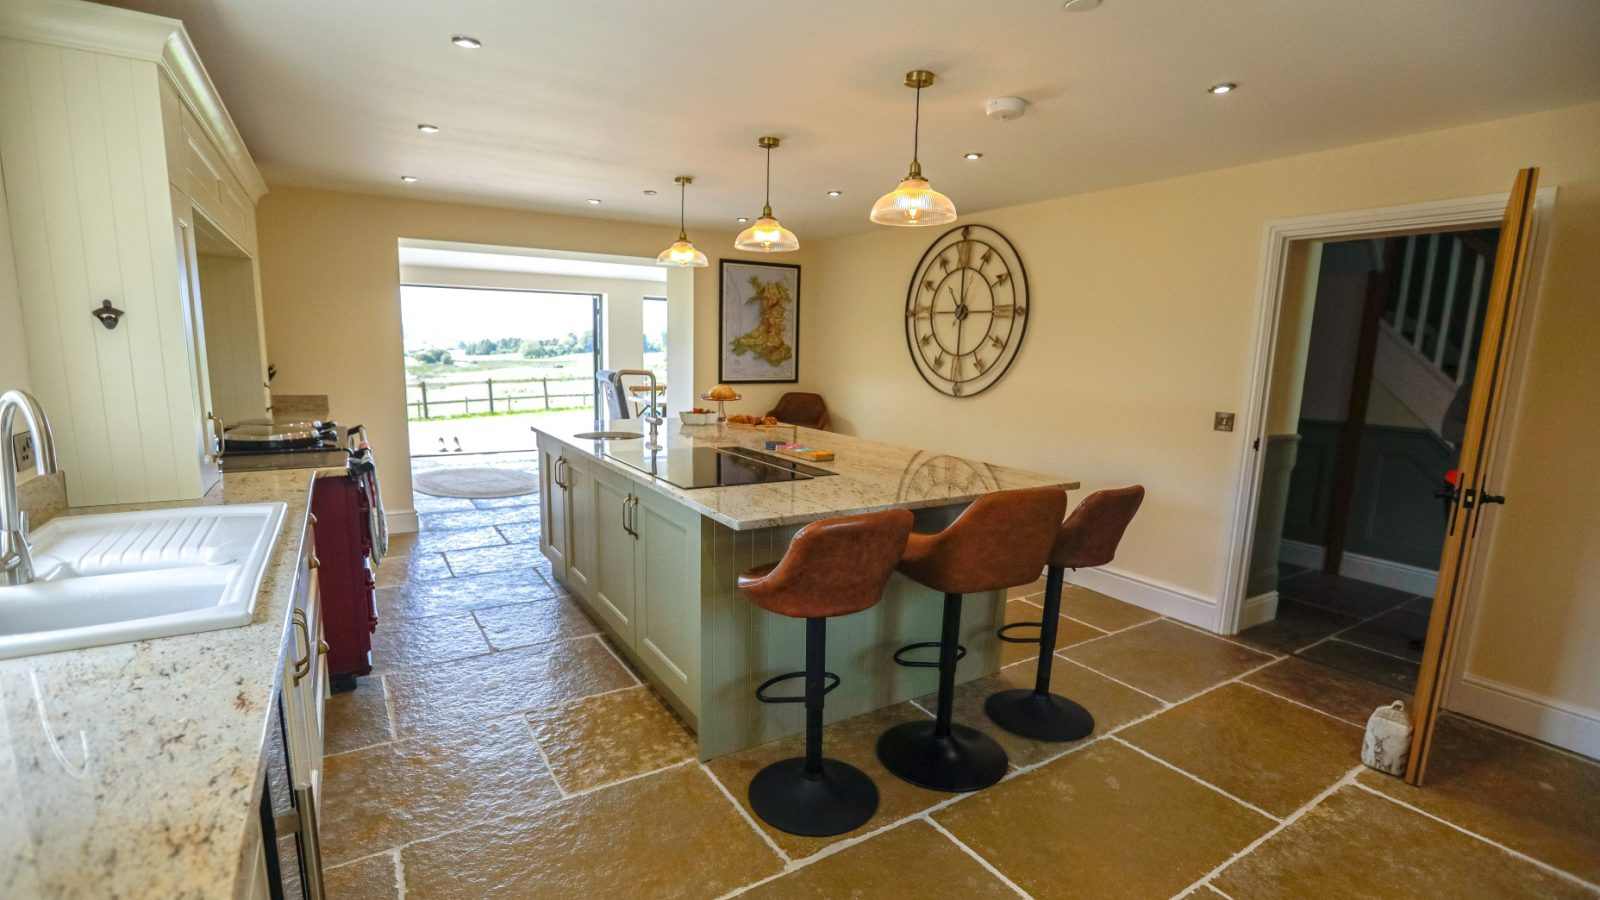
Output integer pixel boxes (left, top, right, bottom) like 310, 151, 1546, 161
320, 479, 1600, 898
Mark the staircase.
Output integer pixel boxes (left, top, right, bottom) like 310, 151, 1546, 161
1375, 231, 1494, 434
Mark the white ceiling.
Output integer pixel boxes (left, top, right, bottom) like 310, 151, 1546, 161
105, 0, 1600, 240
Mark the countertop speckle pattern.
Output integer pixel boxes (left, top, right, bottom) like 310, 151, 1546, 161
533, 421, 1077, 530
0, 467, 337, 899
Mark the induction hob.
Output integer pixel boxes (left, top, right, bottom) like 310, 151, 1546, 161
603, 446, 836, 490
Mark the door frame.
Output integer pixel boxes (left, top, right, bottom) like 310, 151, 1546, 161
1219, 188, 1557, 639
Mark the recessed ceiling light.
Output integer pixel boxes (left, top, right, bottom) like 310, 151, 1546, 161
417, 123, 440, 134
400, 175, 418, 183
586, 198, 602, 205
736, 217, 750, 223
451, 35, 482, 49
1208, 82, 1237, 95
827, 190, 842, 197
963, 152, 984, 160
643, 189, 658, 196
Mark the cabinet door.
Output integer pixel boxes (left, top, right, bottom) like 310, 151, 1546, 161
539, 443, 569, 581
589, 470, 638, 642
633, 489, 700, 712
171, 188, 221, 496
564, 456, 596, 602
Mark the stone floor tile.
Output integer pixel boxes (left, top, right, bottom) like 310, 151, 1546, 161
408, 524, 507, 554
1243, 656, 1411, 727
706, 702, 947, 859
410, 495, 475, 513
374, 542, 452, 587
1000, 599, 1105, 667
421, 506, 537, 531
1063, 619, 1273, 702
1279, 571, 1416, 618
1356, 714, 1600, 883
1213, 786, 1594, 899
323, 676, 393, 756
1054, 584, 1160, 632
1119, 683, 1362, 817
384, 636, 636, 735
917, 656, 1163, 769
376, 569, 557, 621
444, 542, 544, 577
934, 741, 1274, 900
495, 520, 542, 545
1006, 575, 1048, 599
473, 597, 598, 651
528, 686, 697, 794
370, 612, 491, 674
1299, 638, 1419, 693
737, 819, 1016, 899
1237, 600, 1360, 655
401, 764, 783, 899
320, 716, 561, 866
323, 853, 399, 900
1337, 603, 1431, 662
472, 493, 539, 509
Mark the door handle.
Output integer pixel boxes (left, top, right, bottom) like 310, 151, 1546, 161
291, 609, 312, 685
1480, 492, 1506, 506
621, 494, 634, 537
628, 496, 640, 540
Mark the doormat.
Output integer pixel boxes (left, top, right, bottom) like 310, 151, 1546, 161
413, 466, 539, 499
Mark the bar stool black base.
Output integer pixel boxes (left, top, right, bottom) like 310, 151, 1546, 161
748, 757, 879, 837
984, 689, 1095, 742
876, 721, 1008, 792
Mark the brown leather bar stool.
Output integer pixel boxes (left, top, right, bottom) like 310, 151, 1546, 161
986, 486, 1145, 742
738, 508, 915, 836
879, 487, 1068, 792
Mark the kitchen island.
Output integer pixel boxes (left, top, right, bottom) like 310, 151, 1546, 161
532, 420, 1076, 759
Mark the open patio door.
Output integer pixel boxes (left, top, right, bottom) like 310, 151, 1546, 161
1406, 167, 1540, 786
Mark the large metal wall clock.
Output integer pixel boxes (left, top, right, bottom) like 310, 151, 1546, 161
904, 224, 1029, 397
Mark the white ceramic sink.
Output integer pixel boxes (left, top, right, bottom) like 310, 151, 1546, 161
0, 503, 287, 659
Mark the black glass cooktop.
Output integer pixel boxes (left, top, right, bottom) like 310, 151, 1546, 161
603, 446, 836, 490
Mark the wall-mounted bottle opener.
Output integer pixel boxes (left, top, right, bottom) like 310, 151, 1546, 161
91, 300, 124, 330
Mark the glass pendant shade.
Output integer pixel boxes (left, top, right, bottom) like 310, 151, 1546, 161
657, 176, 709, 267
869, 176, 957, 226
734, 209, 800, 252
657, 232, 708, 267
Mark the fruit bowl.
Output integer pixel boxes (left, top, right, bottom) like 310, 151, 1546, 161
680, 410, 716, 426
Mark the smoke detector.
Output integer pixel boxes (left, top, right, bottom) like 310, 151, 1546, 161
985, 97, 1028, 121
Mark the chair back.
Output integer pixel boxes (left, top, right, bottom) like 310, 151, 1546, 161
898, 487, 1068, 595
1050, 485, 1145, 569
766, 392, 831, 430
596, 371, 631, 420
738, 508, 915, 619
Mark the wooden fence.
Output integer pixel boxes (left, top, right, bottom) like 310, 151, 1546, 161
406, 375, 593, 420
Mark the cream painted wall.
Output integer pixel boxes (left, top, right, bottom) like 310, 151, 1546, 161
255, 186, 822, 521
396, 265, 665, 376
808, 101, 1600, 719
0, 177, 28, 393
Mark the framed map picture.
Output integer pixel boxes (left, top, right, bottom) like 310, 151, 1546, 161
719, 259, 800, 383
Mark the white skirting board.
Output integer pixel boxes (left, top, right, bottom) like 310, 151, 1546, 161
386, 508, 419, 535
1065, 566, 1218, 631
1240, 591, 1280, 630
1280, 539, 1438, 596
1448, 674, 1600, 759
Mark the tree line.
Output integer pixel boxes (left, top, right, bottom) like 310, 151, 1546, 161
411, 331, 598, 366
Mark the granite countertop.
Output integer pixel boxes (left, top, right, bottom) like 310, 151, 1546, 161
0, 467, 341, 899
534, 420, 1078, 530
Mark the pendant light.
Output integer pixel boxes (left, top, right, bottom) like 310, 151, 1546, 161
657, 176, 708, 267
734, 136, 800, 252
870, 70, 957, 226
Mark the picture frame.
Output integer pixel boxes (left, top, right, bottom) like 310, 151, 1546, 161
718, 259, 801, 383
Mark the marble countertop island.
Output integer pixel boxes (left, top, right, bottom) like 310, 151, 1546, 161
532, 420, 1078, 530
0, 467, 336, 899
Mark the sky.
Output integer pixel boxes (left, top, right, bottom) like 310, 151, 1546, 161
400, 286, 597, 349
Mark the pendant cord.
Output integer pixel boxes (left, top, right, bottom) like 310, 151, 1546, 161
913, 83, 921, 169
764, 146, 772, 209
680, 180, 686, 229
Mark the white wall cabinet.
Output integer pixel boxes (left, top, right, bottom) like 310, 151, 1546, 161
0, 1, 269, 506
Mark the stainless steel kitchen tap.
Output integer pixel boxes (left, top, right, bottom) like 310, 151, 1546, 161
1, 390, 59, 587
616, 369, 664, 450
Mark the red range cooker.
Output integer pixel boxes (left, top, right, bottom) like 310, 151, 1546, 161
223, 422, 388, 691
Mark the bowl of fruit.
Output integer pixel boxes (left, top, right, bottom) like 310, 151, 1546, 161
680, 408, 717, 426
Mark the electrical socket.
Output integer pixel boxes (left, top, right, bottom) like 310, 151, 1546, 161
12, 432, 33, 471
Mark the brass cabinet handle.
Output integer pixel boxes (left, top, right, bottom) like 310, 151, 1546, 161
308, 512, 318, 525
317, 639, 330, 658
308, 555, 321, 570
291, 609, 312, 685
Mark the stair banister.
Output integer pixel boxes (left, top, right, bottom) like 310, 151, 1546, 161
1414, 233, 1440, 350
1434, 239, 1463, 367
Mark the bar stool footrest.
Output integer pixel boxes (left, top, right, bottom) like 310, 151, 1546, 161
892, 640, 967, 669
997, 621, 1044, 644
756, 670, 840, 704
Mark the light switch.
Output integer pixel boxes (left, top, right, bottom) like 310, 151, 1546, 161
1214, 412, 1235, 432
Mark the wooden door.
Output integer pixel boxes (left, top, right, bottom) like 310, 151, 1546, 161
1407, 168, 1540, 785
